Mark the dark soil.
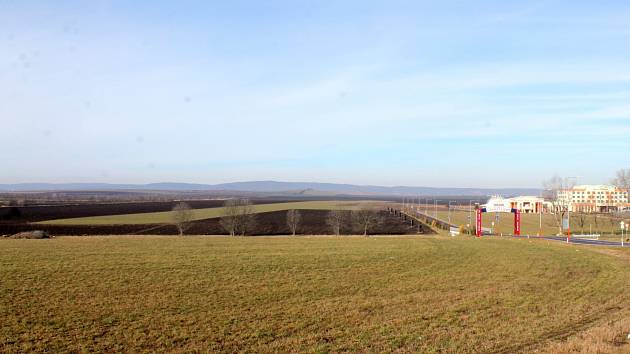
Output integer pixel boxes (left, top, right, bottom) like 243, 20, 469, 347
0, 199, 294, 223
0, 210, 433, 237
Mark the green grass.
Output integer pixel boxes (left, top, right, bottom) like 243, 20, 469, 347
36, 201, 379, 225
1, 236, 629, 352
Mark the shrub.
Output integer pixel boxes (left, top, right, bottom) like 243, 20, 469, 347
7, 231, 52, 239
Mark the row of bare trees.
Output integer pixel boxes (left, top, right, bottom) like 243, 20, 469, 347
171, 199, 257, 236
171, 200, 382, 236
290, 208, 382, 236
572, 212, 622, 235
326, 208, 381, 236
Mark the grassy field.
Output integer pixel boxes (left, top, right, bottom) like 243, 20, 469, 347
428, 209, 624, 237
36, 201, 381, 225
1, 236, 629, 352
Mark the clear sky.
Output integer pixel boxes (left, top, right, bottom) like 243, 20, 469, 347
1, 1, 629, 188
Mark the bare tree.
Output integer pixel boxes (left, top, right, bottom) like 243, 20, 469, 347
237, 200, 256, 236
577, 213, 586, 235
543, 175, 574, 235
353, 208, 380, 236
608, 214, 619, 236
327, 209, 344, 236
286, 209, 301, 236
220, 199, 257, 236
221, 199, 240, 236
172, 202, 193, 236
612, 169, 630, 190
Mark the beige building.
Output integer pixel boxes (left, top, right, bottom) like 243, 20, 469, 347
557, 185, 629, 213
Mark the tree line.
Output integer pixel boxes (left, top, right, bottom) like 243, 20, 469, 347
171, 199, 383, 236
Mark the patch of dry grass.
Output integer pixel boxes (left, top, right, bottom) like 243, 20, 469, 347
1, 236, 629, 352
537, 315, 630, 353
535, 246, 630, 353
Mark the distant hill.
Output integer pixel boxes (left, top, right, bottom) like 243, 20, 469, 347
0, 181, 541, 197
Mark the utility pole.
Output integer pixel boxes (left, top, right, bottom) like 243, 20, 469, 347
448, 201, 456, 224
538, 192, 543, 236
539, 203, 542, 236
468, 200, 472, 226
434, 200, 441, 218
495, 212, 500, 235
468, 200, 474, 235
621, 221, 625, 247
566, 177, 578, 242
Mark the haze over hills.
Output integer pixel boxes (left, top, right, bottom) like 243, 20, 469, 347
0, 181, 541, 197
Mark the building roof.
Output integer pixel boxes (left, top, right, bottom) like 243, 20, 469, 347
510, 196, 543, 201
572, 184, 620, 190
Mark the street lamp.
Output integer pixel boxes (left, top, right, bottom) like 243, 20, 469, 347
434, 200, 441, 218
468, 200, 473, 227
621, 221, 626, 247
448, 201, 457, 224
538, 191, 543, 236
495, 212, 500, 235
566, 176, 578, 243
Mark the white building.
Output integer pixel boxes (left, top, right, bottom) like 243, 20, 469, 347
557, 185, 629, 213
509, 196, 545, 214
483, 196, 546, 214
483, 196, 513, 213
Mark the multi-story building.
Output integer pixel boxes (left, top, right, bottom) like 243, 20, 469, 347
557, 185, 629, 213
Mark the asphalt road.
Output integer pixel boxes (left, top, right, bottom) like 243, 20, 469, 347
540, 236, 626, 247
481, 234, 627, 247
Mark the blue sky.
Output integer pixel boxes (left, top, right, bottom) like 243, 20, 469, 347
1, 1, 629, 187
